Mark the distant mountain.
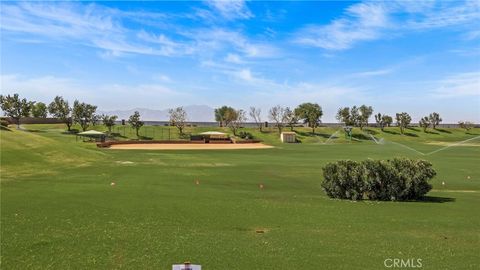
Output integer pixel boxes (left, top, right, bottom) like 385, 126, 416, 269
99, 105, 215, 122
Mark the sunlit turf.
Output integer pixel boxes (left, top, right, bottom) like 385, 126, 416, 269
1, 124, 479, 269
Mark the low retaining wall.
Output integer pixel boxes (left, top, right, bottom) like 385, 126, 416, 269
97, 139, 262, 148
98, 140, 204, 148
235, 139, 262, 144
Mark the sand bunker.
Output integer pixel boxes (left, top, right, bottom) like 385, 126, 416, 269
109, 143, 274, 150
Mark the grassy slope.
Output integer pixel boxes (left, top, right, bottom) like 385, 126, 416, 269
1, 125, 479, 269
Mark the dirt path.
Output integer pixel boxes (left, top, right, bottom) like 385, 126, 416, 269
109, 143, 274, 150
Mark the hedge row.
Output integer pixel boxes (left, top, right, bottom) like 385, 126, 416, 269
322, 158, 436, 201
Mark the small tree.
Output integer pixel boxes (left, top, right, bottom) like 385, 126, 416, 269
48, 96, 72, 131
0, 93, 33, 128
72, 100, 97, 131
428, 112, 442, 129
128, 111, 144, 138
92, 114, 102, 126
358, 105, 373, 130
419, 116, 430, 132
169, 107, 187, 135
32, 102, 48, 118
284, 107, 298, 131
395, 112, 412, 134
249, 107, 263, 132
269, 105, 287, 134
336, 107, 353, 126
350, 106, 360, 127
375, 113, 385, 131
383, 115, 393, 127
294, 102, 323, 133
227, 109, 246, 136
102, 115, 118, 134
458, 121, 474, 132
214, 106, 235, 127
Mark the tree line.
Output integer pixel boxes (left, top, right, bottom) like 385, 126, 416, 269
0, 93, 476, 136
216, 103, 323, 135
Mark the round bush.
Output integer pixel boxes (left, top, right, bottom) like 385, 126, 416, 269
322, 158, 436, 201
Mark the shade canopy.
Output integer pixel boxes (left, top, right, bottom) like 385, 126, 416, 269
77, 130, 105, 136
199, 131, 227, 135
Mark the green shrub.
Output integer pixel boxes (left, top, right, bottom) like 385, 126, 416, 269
322, 158, 436, 201
0, 119, 10, 127
238, 131, 254, 139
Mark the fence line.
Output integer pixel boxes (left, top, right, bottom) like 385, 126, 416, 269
5, 117, 478, 129
114, 121, 478, 129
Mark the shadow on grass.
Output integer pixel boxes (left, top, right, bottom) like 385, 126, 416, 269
111, 132, 128, 139
23, 129, 46, 133
404, 132, 419, 137
363, 128, 378, 135
352, 133, 371, 140
295, 131, 332, 139
62, 129, 80, 135
435, 128, 452, 134
382, 129, 400, 135
416, 196, 456, 203
425, 130, 439, 135
407, 127, 421, 132
336, 196, 456, 203
138, 136, 153, 140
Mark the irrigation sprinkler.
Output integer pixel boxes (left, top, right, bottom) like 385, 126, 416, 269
343, 126, 352, 141
323, 130, 340, 144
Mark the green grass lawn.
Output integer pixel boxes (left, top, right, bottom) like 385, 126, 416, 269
1, 124, 479, 269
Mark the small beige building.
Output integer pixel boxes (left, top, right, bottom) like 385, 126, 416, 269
280, 132, 296, 143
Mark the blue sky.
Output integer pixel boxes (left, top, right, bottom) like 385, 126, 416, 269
1, 0, 479, 122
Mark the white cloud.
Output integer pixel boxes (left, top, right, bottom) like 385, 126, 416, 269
464, 30, 480, 40
0, 2, 275, 60
294, 1, 480, 51
180, 28, 280, 58
295, 2, 390, 50
0, 2, 120, 38
224, 53, 245, 64
229, 68, 273, 85
430, 72, 480, 98
0, 74, 186, 110
0, 2, 153, 56
204, 0, 253, 20
0, 74, 88, 100
136, 30, 195, 56
405, 1, 480, 30
219, 67, 363, 106
351, 68, 393, 78
152, 74, 172, 83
